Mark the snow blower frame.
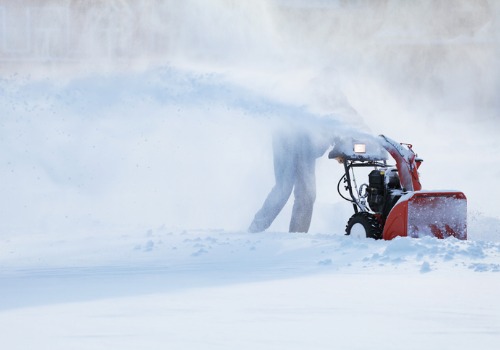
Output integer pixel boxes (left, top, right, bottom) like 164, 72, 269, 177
329, 135, 467, 240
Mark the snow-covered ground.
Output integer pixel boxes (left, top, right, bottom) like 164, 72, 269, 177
1, 226, 499, 349
1, 1, 500, 349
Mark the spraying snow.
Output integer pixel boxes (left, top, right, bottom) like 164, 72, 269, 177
1, 0, 499, 227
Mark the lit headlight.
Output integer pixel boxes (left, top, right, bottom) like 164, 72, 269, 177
354, 143, 366, 153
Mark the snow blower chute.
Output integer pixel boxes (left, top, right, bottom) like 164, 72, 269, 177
329, 135, 467, 240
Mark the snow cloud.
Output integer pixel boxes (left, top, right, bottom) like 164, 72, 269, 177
1, 0, 499, 234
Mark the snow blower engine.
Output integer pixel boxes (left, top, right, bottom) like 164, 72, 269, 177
329, 135, 467, 240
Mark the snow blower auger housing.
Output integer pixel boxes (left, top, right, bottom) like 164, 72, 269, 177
329, 135, 467, 240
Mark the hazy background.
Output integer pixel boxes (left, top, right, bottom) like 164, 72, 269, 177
1, 0, 499, 235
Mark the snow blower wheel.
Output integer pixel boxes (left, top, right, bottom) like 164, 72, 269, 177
345, 212, 382, 239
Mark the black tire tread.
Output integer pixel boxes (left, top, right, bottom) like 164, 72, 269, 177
345, 212, 382, 239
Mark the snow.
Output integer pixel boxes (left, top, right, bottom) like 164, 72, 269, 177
1, 1, 500, 349
1, 229, 500, 349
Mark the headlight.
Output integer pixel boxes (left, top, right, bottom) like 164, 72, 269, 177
354, 143, 366, 153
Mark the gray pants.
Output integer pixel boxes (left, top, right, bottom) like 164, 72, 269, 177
249, 131, 317, 233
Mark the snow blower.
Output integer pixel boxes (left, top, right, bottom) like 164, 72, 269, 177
329, 135, 467, 240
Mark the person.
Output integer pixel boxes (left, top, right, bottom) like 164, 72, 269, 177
248, 124, 331, 233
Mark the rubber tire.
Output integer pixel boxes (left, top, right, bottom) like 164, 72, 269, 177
345, 212, 382, 239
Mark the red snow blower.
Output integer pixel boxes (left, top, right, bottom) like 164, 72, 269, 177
329, 135, 467, 240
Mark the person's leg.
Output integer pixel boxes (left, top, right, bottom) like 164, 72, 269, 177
248, 135, 295, 233
289, 136, 317, 233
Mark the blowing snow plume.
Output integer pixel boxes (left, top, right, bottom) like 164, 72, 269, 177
1, 0, 499, 235
1, 0, 498, 122
0, 65, 373, 235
